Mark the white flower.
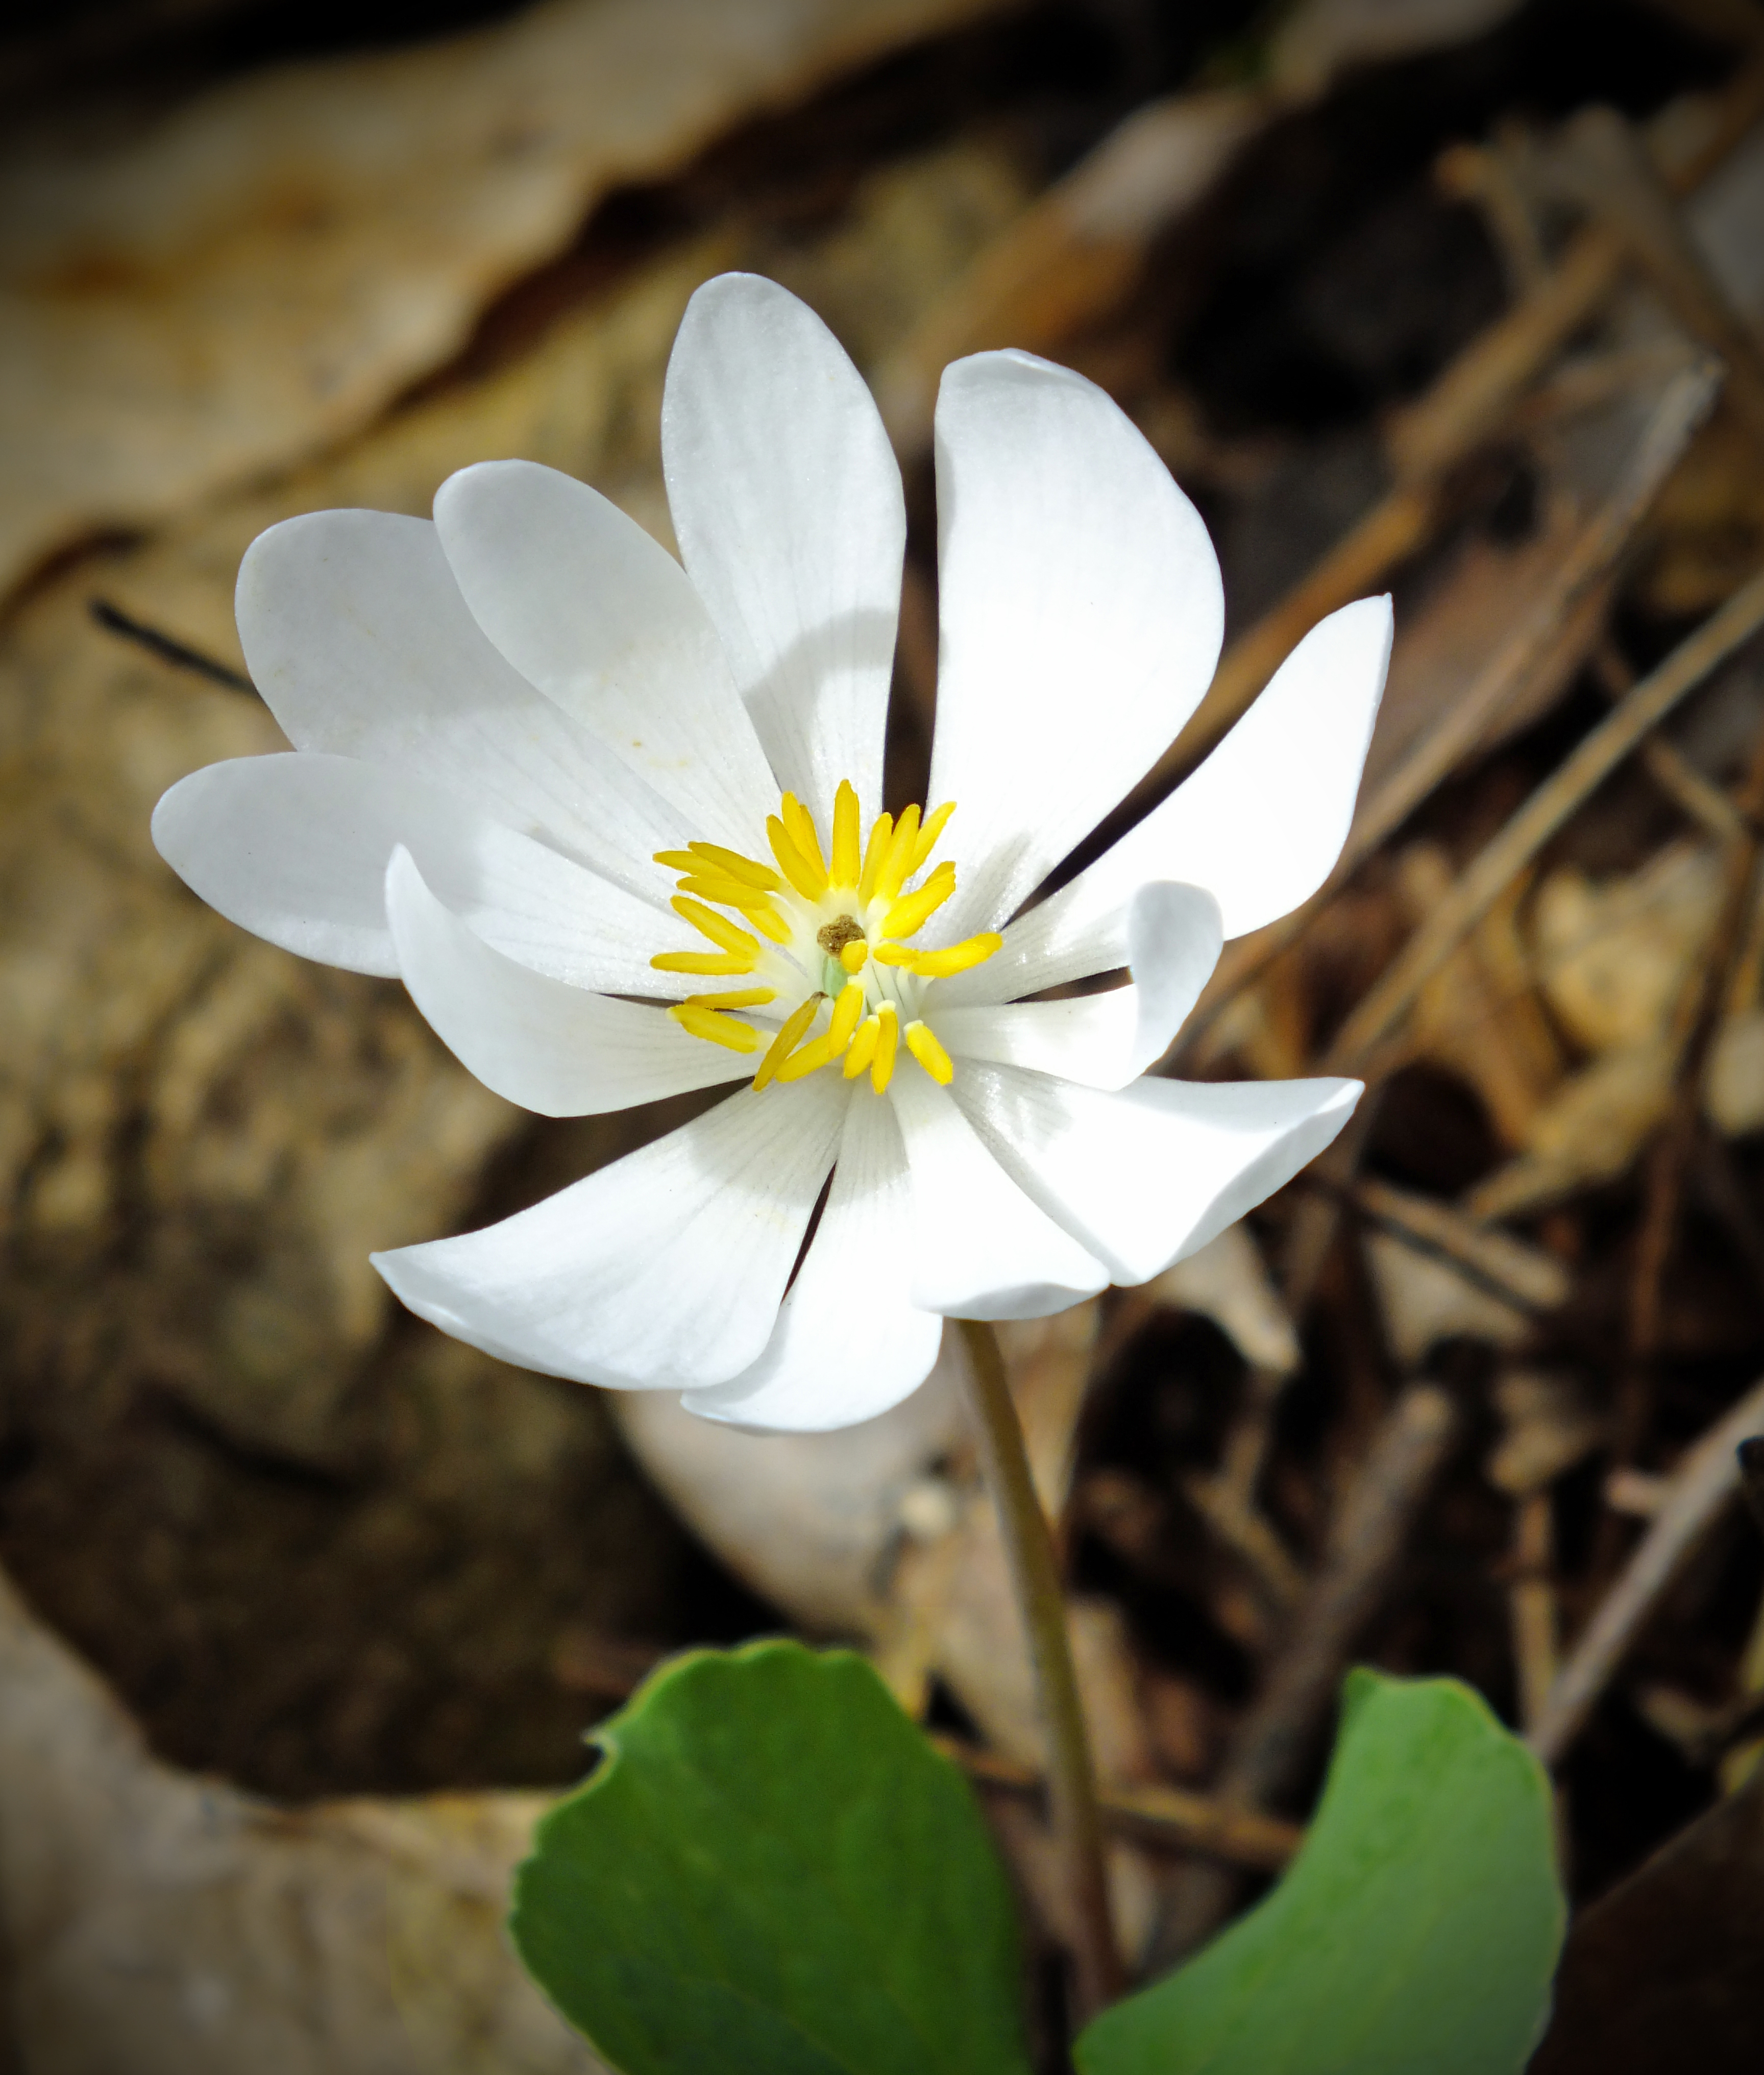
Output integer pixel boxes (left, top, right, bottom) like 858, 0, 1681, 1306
153, 274, 1388, 1433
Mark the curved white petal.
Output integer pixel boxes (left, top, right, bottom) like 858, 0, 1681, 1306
386, 848, 750, 1117
237, 508, 683, 900
683, 1092, 941, 1431
969, 597, 1391, 997
888, 1069, 1107, 1320
952, 1065, 1361, 1286
930, 882, 1221, 1087
153, 753, 708, 992
925, 350, 1223, 941
662, 274, 904, 823
432, 460, 778, 849
373, 1077, 847, 1390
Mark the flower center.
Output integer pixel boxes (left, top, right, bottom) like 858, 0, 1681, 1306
649, 779, 1000, 1093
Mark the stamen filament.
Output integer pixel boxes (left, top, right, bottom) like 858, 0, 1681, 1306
652, 950, 756, 976
883, 859, 956, 941
903, 1019, 954, 1085
830, 780, 862, 888
767, 815, 828, 901
870, 1002, 899, 1093
753, 995, 822, 1091
857, 812, 894, 905
667, 1004, 761, 1053
671, 896, 760, 958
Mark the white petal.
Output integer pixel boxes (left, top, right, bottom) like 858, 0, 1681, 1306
925, 351, 1223, 940
237, 508, 683, 900
972, 596, 1392, 996
153, 753, 708, 992
888, 1069, 1107, 1320
432, 460, 779, 848
952, 1065, 1361, 1286
662, 274, 904, 822
930, 882, 1221, 1087
373, 1077, 848, 1390
683, 1093, 942, 1431
385, 847, 749, 1117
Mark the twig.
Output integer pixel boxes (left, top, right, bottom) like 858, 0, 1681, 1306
957, 1318, 1123, 2017
1175, 365, 1719, 1065
1146, 1383, 1460, 1967
1324, 563, 1764, 1073
1510, 1492, 1561, 1735
1530, 1374, 1764, 1766
1592, 637, 1744, 842
932, 1737, 1303, 1872
1350, 1174, 1573, 1314
89, 599, 257, 697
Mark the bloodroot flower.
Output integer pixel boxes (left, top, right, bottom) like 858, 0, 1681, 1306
153, 274, 1388, 1432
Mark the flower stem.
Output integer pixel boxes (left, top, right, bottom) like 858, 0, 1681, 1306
956, 1316, 1123, 2020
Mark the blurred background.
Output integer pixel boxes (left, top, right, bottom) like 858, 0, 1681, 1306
2, 1, 1763, 2068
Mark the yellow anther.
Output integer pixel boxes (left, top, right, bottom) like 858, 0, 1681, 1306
883, 859, 956, 942
674, 876, 791, 941
857, 811, 894, 905
684, 843, 783, 894
780, 793, 828, 880
871, 932, 1001, 978
873, 804, 922, 906
903, 1019, 954, 1085
870, 1002, 899, 1093
651, 950, 756, 976
653, 849, 704, 874
753, 995, 822, 1092
839, 938, 869, 975
736, 898, 793, 945
767, 815, 828, 901
829, 980, 866, 1049
671, 896, 760, 958
668, 1004, 762, 1054
830, 780, 862, 888
844, 1015, 881, 1078
774, 1032, 841, 1082
685, 988, 776, 1009
910, 800, 956, 875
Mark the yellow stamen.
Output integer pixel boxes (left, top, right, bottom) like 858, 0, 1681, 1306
684, 988, 776, 1009
839, 938, 869, 975
871, 932, 1001, 978
830, 780, 862, 888
903, 1019, 954, 1085
767, 815, 828, 901
674, 880, 792, 940
873, 804, 922, 907
910, 800, 957, 875
780, 793, 828, 880
653, 849, 705, 875
883, 859, 956, 942
668, 1004, 761, 1053
870, 1002, 899, 1093
857, 811, 894, 905
753, 995, 822, 1091
671, 896, 760, 959
829, 980, 866, 1048
652, 950, 756, 976
844, 1015, 881, 1078
684, 843, 783, 894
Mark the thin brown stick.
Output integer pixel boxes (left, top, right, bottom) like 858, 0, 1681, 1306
1511, 1492, 1561, 1735
933, 1738, 1303, 1871
956, 1318, 1123, 2017
1531, 1375, 1764, 1766
1146, 1383, 1461, 1967
1352, 1174, 1573, 1314
1592, 637, 1745, 841
1324, 563, 1764, 1073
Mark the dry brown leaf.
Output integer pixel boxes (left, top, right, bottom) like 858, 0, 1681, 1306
1362, 1227, 1535, 1367
1143, 1223, 1302, 1377
0, 0, 1011, 597
0, 1564, 600, 2075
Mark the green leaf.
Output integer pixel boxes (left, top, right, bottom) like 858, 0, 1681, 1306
510, 1639, 1032, 2075
1077, 1670, 1565, 2075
